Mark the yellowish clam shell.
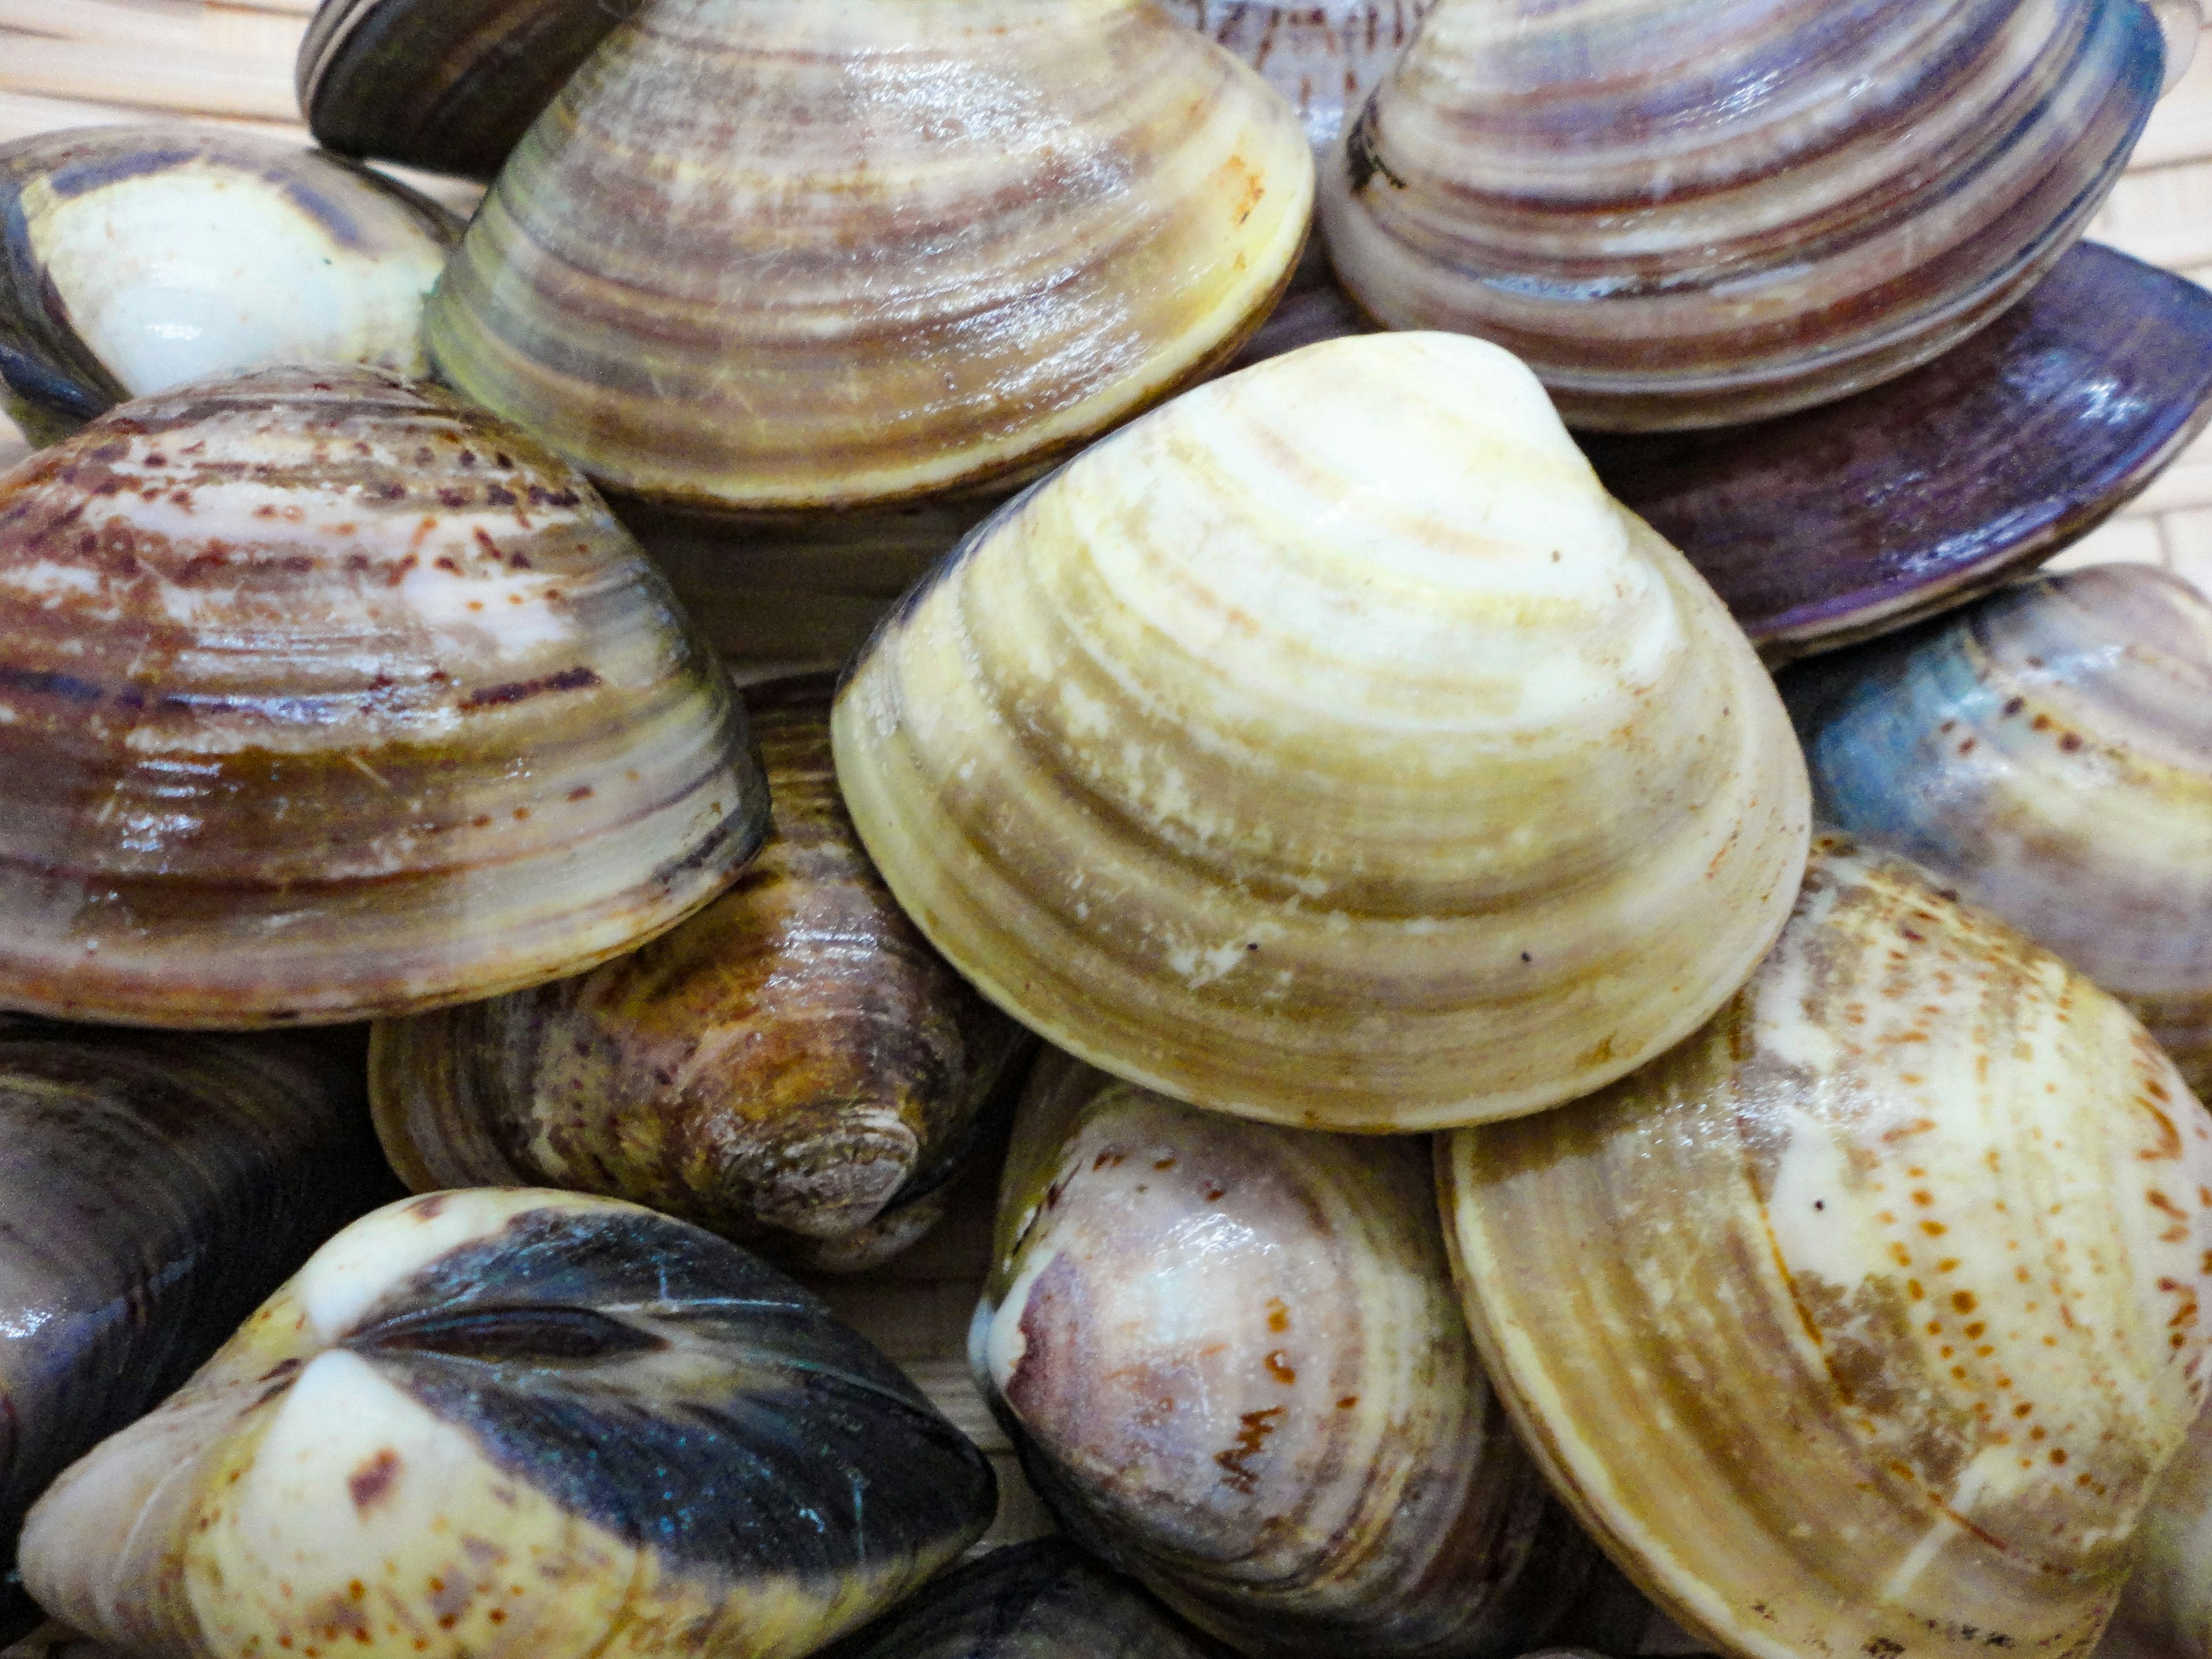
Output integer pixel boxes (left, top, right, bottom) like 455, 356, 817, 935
1441, 835, 2212, 1659
427, 0, 1315, 514
832, 332, 1810, 1130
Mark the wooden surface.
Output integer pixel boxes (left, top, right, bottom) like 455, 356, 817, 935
3, 0, 2212, 1565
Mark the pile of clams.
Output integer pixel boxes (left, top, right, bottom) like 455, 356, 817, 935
3, 0, 2212, 1656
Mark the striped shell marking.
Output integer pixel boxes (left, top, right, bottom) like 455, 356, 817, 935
0, 365, 767, 1027
1441, 836, 2212, 1659
426, 0, 1315, 514
832, 331, 1811, 1130
1162, 3, 1436, 155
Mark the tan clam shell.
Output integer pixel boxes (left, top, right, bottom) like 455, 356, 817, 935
0, 366, 766, 1027
972, 1050, 1647, 1658
832, 331, 1811, 1131
1441, 835, 2212, 1659
368, 673, 1033, 1274
425, 0, 1314, 515
2107, 1404, 2212, 1657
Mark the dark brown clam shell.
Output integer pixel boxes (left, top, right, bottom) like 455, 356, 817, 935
297, 0, 638, 181
1582, 243, 2212, 660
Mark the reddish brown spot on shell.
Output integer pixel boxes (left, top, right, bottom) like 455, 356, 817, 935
347, 1449, 400, 1514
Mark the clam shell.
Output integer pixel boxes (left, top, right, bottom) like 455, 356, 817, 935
298, 0, 638, 181
0, 127, 460, 434
368, 673, 1033, 1274
1164, 3, 1435, 156
0, 365, 767, 1027
1440, 834, 2212, 1659
425, 0, 1315, 514
832, 331, 1811, 1131
2107, 1402, 2212, 1658
18, 1188, 998, 1659
820, 1538, 1231, 1659
973, 1052, 1647, 1658
1783, 564, 2212, 1097
1585, 244, 2212, 659
1321, 0, 2172, 430
0, 1029, 388, 1643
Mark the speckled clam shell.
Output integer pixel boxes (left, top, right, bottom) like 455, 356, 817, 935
426, 0, 1314, 514
1321, 0, 2173, 430
18, 1188, 997, 1659
1164, 3, 1434, 156
820, 1539, 1233, 1659
368, 674, 1033, 1274
1440, 835, 2212, 1659
0, 127, 460, 434
0, 1029, 387, 1644
0, 365, 766, 1028
832, 332, 1811, 1131
973, 1052, 1648, 1658
1784, 565, 2212, 1097
298, 0, 638, 181
1586, 245, 2212, 659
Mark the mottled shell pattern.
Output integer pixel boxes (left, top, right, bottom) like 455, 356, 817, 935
0, 127, 460, 438
19, 1189, 998, 1659
1441, 835, 2212, 1659
1785, 566, 2212, 1095
833, 332, 1811, 1131
369, 674, 1032, 1274
426, 0, 1315, 514
1323, 0, 2174, 430
1164, 3, 1436, 154
0, 366, 766, 1027
973, 1052, 1647, 1659
0, 1029, 387, 1643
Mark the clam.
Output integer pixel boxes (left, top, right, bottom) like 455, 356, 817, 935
1321, 0, 2184, 430
425, 0, 1315, 514
18, 1187, 998, 1659
369, 672, 1034, 1274
2106, 1404, 2212, 1658
298, 0, 636, 182
1783, 564, 2212, 1097
1164, 3, 1435, 157
974, 1050, 1649, 1657
0, 1027, 388, 1644
1440, 834, 2212, 1659
0, 127, 460, 440
0, 364, 767, 1028
832, 331, 1812, 1131
820, 1538, 1232, 1659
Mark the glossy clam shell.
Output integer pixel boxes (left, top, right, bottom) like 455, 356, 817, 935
1784, 565, 2212, 1096
0, 127, 460, 433
974, 1052, 1645, 1658
368, 673, 1033, 1274
426, 0, 1315, 514
1321, 0, 2171, 430
1440, 835, 2212, 1659
18, 1188, 998, 1659
1164, 3, 1435, 156
1585, 244, 2212, 659
298, 0, 637, 181
0, 1029, 388, 1643
820, 1539, 1231, 1659
0, 365, 766, 1027
832, 331, 1812, 1131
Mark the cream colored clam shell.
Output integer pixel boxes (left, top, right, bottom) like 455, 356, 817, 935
832, 331, 1810, 1130
1441, 836, 2212, 1659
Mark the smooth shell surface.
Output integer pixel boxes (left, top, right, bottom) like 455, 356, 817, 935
1785, 565, 2212, 1096
426, 0, 1315, 514
19, 1188, 998, 1659
0, 1030, 385, 1643
1441, 836, 2212, 1659
0, 365, 766, 1027
975, 1053, 1645, 1658
1164, 3, 1435, 154
298, 0, 638, 180
1322, 0, 2171, 429
820, 1538, 1230, 1659
369, 674, 1033, 1274
0, 127, 460, 433
833, 331, 1812, 1130
2107, 1406, 2212, 1658
1585, 244, 2212, 658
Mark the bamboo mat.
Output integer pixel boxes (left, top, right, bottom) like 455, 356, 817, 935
4, 0, 2212, 1566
